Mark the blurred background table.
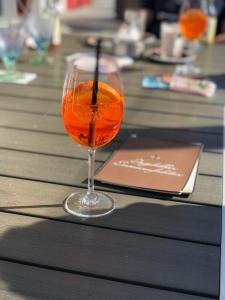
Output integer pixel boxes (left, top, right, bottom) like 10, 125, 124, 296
0, 33, 222, 299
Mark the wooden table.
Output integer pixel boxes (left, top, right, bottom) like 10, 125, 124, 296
0, 34, 222, 300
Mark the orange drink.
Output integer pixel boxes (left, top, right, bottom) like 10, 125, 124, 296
179, 8, 207, 40
62, 80, 124, 149
62, 53, 124, 218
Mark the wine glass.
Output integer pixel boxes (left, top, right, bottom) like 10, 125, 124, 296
62, 54, 124, 218
0, 21, 25, 81
25, 10, 54, 64
177, 0, 207, 76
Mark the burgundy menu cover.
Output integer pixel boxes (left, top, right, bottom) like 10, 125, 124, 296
95, 137, 203, 194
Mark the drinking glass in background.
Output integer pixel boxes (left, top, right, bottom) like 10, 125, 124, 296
25, 9, 55, 64
178, 0, 207, 75
114, 9, 147, 58
160, 22, 182, 58
0, 21, 25, 81
62, 54, 124, 218
124, 9, 147, 38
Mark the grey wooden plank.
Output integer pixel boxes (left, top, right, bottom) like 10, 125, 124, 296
3, 66, 225, 107
199, 152, 221, 176
0, 95, 61, 115
124, 75, 225, 105
28, 77, 225, 107
0, 127, 221, 177
132, 86, 225, 108
0, 91, 223, 119
0, 260, 216, 300
0, 212, 220, 297
126, 85, 225, 105
0, 104, 222, 154
2, 71, 225, 106
130, 90, 225, 110
17, 61, 225, 96
0, 105, 222, 139
123, 71, 225, 88
0, 84, 61, 101
0, 149, 221, 206
0, 105, 221, 152
14, 59, 225, 100
0, 176, 221, 244
119, 126, 222, 153
0, 110, 64, 134
124, 109, 222, 135
191, 175, 222, 206
14, 63, 169, 86
125, 95, 223, 119
24, 74, 225, 104
0, 127, 113, 161
24, 75, 64, 89
17, 63, 65, 81
16, 61, 65, 79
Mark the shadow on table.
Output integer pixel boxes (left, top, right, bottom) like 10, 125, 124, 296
0, 200, 221, 299
99, 125, 223, 156
205, 73, 225, 90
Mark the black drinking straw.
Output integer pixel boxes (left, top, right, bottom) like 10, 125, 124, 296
91, 38, 101, 105
88, 38, 101, 147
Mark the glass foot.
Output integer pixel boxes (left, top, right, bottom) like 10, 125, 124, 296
0, 71, 24, 82
175, 64, 201, 77
30, 55, 53, 65
64, 191, 115, 218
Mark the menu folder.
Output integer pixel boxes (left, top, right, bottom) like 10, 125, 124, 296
95, 137, 203, 195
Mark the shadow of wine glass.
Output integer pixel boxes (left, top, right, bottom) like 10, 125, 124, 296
0, 200, 221, 299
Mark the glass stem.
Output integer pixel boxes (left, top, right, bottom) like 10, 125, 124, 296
2, 61, 17, 80
37, 48, 46, 61
6, 64, 15, 73
87, 148, 96, 196
4, 59, 16, 76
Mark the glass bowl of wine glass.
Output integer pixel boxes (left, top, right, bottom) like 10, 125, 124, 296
62, 53, 124, 218
0, 20, 25, 81
25, 10, 55, 65
177, 0, 207, 76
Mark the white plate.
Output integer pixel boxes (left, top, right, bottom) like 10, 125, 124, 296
143, 50, 196, 64
86, 36, 113, 48
66, 52, 134, 69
